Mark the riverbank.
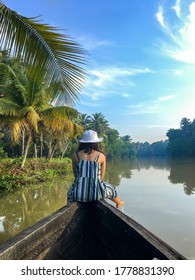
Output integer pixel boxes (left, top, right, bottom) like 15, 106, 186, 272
0, 158, 72, 193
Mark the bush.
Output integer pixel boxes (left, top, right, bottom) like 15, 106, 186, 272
0, 158, 72, 193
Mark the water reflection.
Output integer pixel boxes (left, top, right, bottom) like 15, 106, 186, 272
0, 175, 73, 243
106, 157, 171, 185
168, 159, 195, 195
106, 157, 195, 196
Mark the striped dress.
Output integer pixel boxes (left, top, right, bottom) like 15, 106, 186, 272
67, 152, 117, 202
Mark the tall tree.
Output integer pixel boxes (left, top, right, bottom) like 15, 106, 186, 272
120, 135, 132, 144
88, 112, 109, 135
0, 56, 46, 166
40, 106, 83, 160
0, 53, 82, 165
77, 113, 91, 130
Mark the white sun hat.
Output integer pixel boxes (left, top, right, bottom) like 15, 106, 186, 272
79, 130, 103, 143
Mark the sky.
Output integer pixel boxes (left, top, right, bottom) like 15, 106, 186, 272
2, 0, 195, 143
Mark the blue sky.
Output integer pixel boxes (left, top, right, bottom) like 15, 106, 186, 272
3, 0, 195, 142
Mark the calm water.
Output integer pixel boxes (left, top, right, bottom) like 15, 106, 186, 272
0, 158, 195, 259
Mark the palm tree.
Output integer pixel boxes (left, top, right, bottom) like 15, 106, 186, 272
0, 57, 46, 166
77, 113, 91, 130
88, 112, 109, 135
120, 135, 132, 144
0, 1, 87, 104
40, 106, 83, 160
0, 53, 82, 165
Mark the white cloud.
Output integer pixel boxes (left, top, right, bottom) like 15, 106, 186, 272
172, 0, 181, 18
83, 66, 153, 100
76, 35, 111, 50
127, 102, 159, 115
127, 95, 175, 115
174, 69, 182, 75
90, 66, 152, 87
156, 1, 195, 64
155, 6, 167, 29
122, 93, 130, 98
158, 95, 175, 102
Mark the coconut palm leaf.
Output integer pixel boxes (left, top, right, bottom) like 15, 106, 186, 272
10, 120, 24, 142
19, 106, 40, 133
41, 106, 79, 120
0, 1, 88, 103
0, 62, 27, 105
0, 98, 21, 117
41, 106, 79, 132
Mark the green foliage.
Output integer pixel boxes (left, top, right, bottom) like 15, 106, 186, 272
135, 141, 168, 157
166, 117, 195, 157
87, 113, 109, 135
0, 158, 72, 193
0, 50, 83, 165
0, 146, 7, 157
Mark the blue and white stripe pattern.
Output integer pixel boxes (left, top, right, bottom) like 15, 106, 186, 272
68, 153, 117, 202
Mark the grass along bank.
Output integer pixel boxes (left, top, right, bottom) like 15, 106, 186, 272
0, 158, 72, 193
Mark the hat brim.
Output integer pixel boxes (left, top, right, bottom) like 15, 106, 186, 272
79, 138, 103, 143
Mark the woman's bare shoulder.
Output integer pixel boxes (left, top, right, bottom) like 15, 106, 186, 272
99, 152, 106, 161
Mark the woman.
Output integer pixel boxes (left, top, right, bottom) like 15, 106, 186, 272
67, 130, 124, 208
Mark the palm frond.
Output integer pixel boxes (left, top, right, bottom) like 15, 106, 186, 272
41, 106, 78, 132
0, 62, 28, 105
71, 122, 83, 137
11, 121, 22, 142
0, 98, 21, 116
8, 119, 29, 142
41, 106, 79, 120
20, 106, 40, 133
0, 2, 88, 103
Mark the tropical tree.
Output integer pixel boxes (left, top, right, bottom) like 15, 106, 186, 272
77, 113, 91, 130
166, 118, 195, 157
105, 128, 120, 158
88, 113, 109, 135
0, 53, 41, 164
0, 52, 83, 165
40, 106, 83, 160
0, 1, 87, 104
120, 135, 132, 144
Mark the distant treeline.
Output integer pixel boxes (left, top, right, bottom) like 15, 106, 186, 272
0, 114, 194, 159
67, 116, 195, 159
127, 117, 195, 158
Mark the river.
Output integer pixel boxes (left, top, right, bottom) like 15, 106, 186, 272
0, 157, 195, 259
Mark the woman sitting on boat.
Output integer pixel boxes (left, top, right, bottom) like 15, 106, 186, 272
67, 130, 124, 208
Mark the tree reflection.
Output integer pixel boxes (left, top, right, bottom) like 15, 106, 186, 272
0, 175, 73, 244
105, 159, 137, 186
168, 159, 195, 195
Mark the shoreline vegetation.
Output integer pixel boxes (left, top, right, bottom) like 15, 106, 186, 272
1, 116, 195, 194
0, 158, 72, 193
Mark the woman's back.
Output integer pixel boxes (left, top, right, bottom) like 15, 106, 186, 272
75, 151, 101, 179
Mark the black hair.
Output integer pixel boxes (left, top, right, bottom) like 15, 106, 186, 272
77, 142, 104, 155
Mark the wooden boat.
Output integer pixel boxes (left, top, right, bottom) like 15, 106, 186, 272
0, 200, 186, 260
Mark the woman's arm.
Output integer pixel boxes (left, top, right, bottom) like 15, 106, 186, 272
100, 153, 106, 180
